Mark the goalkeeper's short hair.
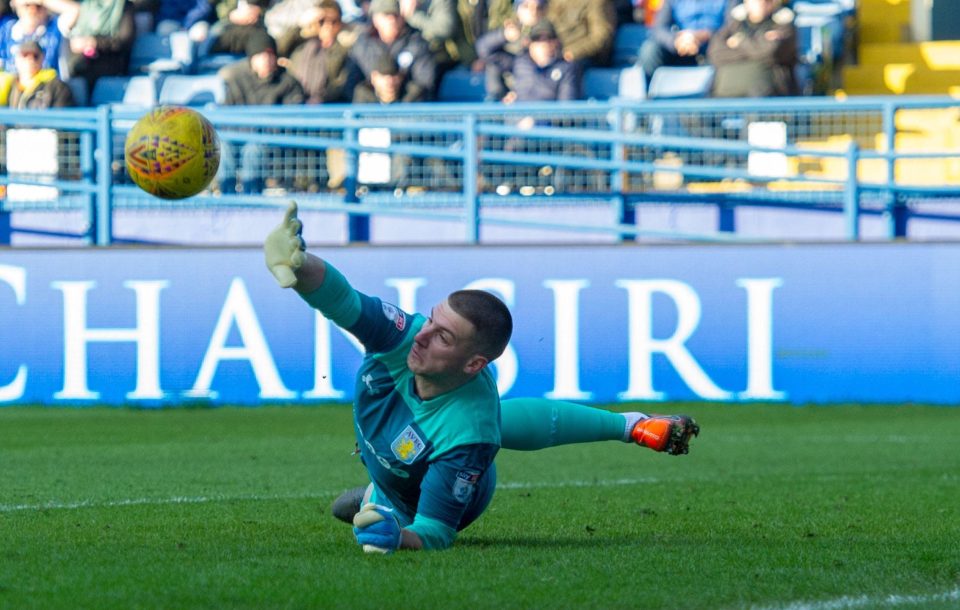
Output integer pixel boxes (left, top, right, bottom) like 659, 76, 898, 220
448, 289, 513, 361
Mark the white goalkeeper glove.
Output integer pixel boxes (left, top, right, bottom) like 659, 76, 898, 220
263, 201, 307, 288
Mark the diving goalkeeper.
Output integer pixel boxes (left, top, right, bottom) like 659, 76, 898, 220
264, 202, 700, 553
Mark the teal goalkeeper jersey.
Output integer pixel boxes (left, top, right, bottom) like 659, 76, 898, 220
301, 265, 501, 549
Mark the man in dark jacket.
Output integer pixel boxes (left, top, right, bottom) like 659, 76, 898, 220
222, 31, 305, 105
217, 32, 304, 194
706, 0, 798, 97
350, 0, 437, 102
286, 0, 360, 104
0, 40, 74, 108
507, 18, 577, 103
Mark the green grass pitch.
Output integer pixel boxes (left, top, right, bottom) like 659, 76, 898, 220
1, 404, 958, 610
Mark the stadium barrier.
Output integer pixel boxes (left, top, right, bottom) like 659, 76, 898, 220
1, 96, 960, 246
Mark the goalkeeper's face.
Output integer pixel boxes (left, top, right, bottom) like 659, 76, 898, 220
407, 299, 487, 381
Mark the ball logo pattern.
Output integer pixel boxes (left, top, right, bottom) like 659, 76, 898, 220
124, 106, 221, 200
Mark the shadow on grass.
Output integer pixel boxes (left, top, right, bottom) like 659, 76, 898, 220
458, 535, 633, 549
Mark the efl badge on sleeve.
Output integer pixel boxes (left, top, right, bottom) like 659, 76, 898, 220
452, 470, 481, 503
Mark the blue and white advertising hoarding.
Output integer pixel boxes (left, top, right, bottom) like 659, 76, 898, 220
1, 243, 958, 406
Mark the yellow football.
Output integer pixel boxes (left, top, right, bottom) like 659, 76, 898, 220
124, 106, 221, 200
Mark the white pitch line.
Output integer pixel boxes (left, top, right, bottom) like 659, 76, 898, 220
751, 587, 960, 610
0, 477, 659, 513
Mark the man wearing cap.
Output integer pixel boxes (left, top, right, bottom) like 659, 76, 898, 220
350, 0, 437, 102
508, 18, 577, 102
353, 48, 408, 103
0, 0, 80, 74
0, 39, 74, 108
223, 31, 305, 105
217, 31, 304, 194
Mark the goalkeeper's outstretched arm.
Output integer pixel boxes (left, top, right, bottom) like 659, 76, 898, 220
263, 200, 365, 331
263, 200, 327, 293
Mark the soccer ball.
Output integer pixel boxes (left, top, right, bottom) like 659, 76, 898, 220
124, 106, 221, 200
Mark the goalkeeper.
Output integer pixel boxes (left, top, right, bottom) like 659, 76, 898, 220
264, 202, 700, 553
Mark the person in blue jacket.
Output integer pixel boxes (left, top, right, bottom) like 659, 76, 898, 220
638, 0, 732, 85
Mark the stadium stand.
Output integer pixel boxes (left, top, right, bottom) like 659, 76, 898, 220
157, 74, 227, 105
90, 75, 160, 107
66, 77, 89, 107
6, 4, 960, 246
611, 22, 648, 67
129, 31, 195, 75
646, 65, 715, 99
437, 67, 486, 103
843, 0, 960, 96
581, 65, 646, 101
192, 35, 244, 75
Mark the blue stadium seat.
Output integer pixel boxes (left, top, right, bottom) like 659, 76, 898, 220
581, 66, 646, 101
158, 74, 226, 105
193, 52, 244, 75
129, 32, 193, 74
647, 65, 715, 99
437, 67, 486, 102
90, 75, 158, 107
66, 77, 88, 106
612, 23, 648, 67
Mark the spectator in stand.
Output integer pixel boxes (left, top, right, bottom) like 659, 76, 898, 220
270, 0, 362, 59
506, 18, 576, 103
398, 0, 471, 74
0, 0, 80, 74
474, 0, 543, 102
209, 0, 271, 56
285, 0, 358, 189
545, 0, 615, 67
264, 0, 314, 56
352, 46, 404, 102
64, 0, 135, 91
638, 0, 731, 81
217, 31, 304, 194
498, 19, 577, 194
263, 0, 362, 57
350, 0, 436, 101
155, 0, 214, 41
457, 0, 512, 55
0, 39, 73, 106
287, 0, 360, 103
706, 0, 797, 97
222, 30, 304, 103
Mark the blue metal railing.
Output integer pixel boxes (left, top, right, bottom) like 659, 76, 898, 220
1, 96, 959, 245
